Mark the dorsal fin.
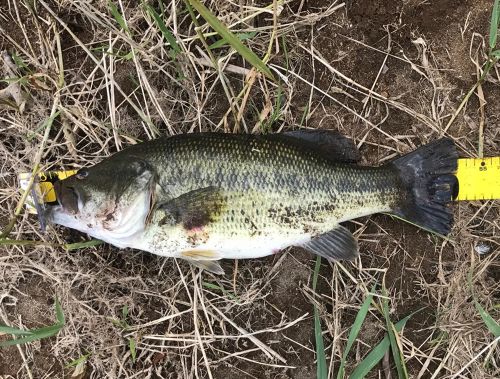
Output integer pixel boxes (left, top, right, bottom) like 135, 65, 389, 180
279, 130, 361, 163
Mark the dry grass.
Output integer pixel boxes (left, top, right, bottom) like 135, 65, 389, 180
0, 0, 499, 378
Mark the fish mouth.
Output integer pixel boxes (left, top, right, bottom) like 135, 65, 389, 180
53, 180, 80, 215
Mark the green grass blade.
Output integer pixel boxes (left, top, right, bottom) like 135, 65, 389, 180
208, 31, 257, 50
187, 0, 274, 80
313, 256, 327, 379
0, 335, 43, 347
490, 0, 500, 50
352, 336, 391, 379
146, 5, 181, 55
202, 282, 240, 302
382, 287, 407, 379
0, 326, 34, 336
109, 317, 125, 329
55, 298, 65, 324
11, 52, 29, 71
468, 265, 500, 338
202, 282, 221, 290
25, 323, 63, 336
314, 306, 327, 378
122, 305, 129, 320
336, 286, 375, 379
474, 301, 500, 337
64, 239, 102, 251
0, 298, 65, 348
66, 353, 91, 368
108, 1, 130, 34
129, 338, 137, 362
350, 311, 419, 379
491, 49, 500, 58
0, 324, 62, 347
28, 110, 61, 140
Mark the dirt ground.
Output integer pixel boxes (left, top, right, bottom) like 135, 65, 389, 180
0, 0, 499, 378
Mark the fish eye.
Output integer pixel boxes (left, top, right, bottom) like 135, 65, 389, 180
76, 170, 88, 180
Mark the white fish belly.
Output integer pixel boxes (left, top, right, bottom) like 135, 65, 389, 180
197, 233, 313, 259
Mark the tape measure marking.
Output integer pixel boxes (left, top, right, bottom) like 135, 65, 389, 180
455, 157, 500, 201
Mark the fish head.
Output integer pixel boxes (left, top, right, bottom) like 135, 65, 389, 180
45, 157, 156, 246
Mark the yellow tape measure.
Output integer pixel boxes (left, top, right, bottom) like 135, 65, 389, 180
455, 157, 500, 201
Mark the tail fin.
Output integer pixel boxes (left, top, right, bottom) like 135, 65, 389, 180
391, 138, 458, 235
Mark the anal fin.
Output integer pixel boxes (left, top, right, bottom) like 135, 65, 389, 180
300, 225, 358, 261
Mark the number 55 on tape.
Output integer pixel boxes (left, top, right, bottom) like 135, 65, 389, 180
455, 157, 500, 201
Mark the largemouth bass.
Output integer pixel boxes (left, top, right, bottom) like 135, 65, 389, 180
45, 131, 458, 274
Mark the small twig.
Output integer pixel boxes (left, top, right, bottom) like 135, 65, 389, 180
475, 54, 486, 158
442, 82, 479, 134
194, 56, 252, 76
192, 271, 214, 379
232, 259, 238, 295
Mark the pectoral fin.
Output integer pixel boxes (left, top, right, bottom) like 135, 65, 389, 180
160, 187, 226, 230
300, 225, 358, 261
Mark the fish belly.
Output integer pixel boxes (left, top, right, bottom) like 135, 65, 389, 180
136, 221, 312, 259
196, 232, 313, 259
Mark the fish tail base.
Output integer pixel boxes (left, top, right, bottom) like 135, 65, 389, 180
391, 138, 458, 235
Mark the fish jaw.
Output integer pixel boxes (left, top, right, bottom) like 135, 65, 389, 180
44, 205, 88, 233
